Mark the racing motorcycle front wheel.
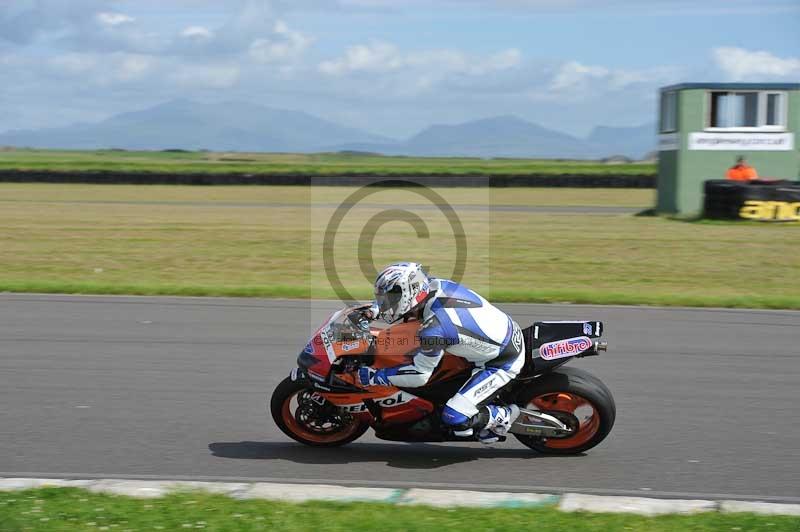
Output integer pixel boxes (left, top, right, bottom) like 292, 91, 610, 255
271, 377, 370, 447
514, 367, 616, 455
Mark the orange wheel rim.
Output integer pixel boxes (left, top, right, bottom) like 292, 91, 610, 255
529, 392, 600, 449
281, 391, 361, 444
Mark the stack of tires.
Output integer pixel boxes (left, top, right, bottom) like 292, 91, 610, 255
703, 179, 800, 220
703, 180, 751, 219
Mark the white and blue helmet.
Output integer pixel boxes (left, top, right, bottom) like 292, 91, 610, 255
374, 262, 431, 323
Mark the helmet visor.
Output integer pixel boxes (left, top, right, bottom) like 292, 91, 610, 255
375, 285, 403, 318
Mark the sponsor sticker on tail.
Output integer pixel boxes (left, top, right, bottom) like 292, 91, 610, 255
539, 336, 592, 360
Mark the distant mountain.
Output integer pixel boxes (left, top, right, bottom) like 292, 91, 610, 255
330, 116, 585, 159
0, 100, 656, 158
333, 116, 656, 159
405, 115, 593, 158
0, 100, 391, 152
585, 123, 656, 160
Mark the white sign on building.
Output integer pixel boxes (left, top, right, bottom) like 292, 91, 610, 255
688, 133, 794, 151
658, 133, 680, 151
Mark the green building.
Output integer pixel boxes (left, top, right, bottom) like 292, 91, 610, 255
656, 82, 800, 216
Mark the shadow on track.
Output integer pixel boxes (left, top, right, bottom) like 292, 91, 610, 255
209, 441, 581, 470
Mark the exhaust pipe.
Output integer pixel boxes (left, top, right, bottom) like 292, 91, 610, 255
578, 341, 607, 358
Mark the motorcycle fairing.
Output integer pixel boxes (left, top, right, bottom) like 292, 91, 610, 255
322, 388, 435, 425
297, 308, 376, 380
318, 319, 473, 425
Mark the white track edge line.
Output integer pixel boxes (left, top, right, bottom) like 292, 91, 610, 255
2, 472, 800, 505
2, 477, 800, 516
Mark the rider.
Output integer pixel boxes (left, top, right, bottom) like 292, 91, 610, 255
357, 262, 524, 444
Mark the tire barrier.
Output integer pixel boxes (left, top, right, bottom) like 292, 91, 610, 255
0, 170, 655, 188
704, 179, 800, 221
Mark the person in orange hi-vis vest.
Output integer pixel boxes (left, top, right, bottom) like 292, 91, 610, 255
726, 156, 759, 181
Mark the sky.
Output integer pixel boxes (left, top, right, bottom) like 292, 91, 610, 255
1, 0, 799, 139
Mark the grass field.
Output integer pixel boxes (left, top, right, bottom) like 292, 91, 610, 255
2, 488, 798, 532
1, 183, 797, 308
0, 149, 656, 176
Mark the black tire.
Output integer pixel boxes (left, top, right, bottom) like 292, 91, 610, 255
270, 377, 370, 447
513, 367, 616, 455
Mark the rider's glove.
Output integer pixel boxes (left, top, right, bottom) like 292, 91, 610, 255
358, 367, 390, 387
365, 302, 380, 321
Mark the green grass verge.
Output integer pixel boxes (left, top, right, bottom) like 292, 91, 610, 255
3, 281, 799, 310
0, 149, 656, 176
0, 184, 797, 310
2, 488, 798, 532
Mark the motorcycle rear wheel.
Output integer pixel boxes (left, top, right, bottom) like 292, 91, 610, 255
271, 377, 370, 447
514, 367, 615, 455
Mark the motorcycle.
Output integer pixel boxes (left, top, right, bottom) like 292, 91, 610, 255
271, 305, 615, 454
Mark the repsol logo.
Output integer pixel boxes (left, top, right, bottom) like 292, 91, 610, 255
739, 201, 800, 221
319, 329, 335, 358
340, 392, 411, 413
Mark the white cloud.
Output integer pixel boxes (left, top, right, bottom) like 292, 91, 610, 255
713, 47, 800, 81
319, 41, 401, 74
116, 54, 153, 81
259, 0, 800, 16
7, 1, 794, 141
0, 53, 19, 66
548, 61, 609, 92
181, 26, 214, 40
530, 60, 681, 102
406, 48, 522, 76
318, 41, 521, 77
248, 20, 312, 63
95, 12, 135, 27
49, 53, 98, 75
47, 52, 155, 84
40, 48, 240, 92
168, 63, 240, 88
482, 49, 522, 71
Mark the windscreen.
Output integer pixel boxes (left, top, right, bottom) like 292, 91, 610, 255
324, 306, 372, 343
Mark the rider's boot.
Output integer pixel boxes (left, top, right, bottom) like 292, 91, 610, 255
477, 404, 520, 444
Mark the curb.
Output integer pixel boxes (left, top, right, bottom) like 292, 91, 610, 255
1, 478, 799, 516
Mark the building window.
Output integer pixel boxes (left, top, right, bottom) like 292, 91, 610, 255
660, 91, 677, 133
765, 93, 783, 126
707, 91, 787, 131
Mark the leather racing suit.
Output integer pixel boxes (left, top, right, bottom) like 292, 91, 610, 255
368, 278, 525, 436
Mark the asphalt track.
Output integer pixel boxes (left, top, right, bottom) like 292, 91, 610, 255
1, 294, 798, 502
